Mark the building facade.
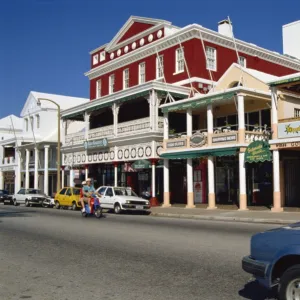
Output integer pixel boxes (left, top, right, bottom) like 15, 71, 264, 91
0, 92, 88, 195
61, 16, 300, 205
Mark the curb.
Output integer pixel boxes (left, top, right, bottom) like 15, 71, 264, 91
150, 212, 298, 225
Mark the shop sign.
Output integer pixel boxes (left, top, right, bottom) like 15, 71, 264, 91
1, 166, 15, 171
278, 121, 300, 139
83, 138, 108, 150
275, 141, 300, 148
166, 139, 186, 148
190, 132, 206, 147
131, 159, 151, 170
212, 134, 237, 144
245, 141, 272, 163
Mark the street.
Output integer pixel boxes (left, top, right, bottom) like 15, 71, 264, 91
0, 205, 277, 300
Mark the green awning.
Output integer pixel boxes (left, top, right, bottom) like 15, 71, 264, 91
156, 90, 189, 99
245, 141, 272, 163
269, 76, 300, 87
160, 147, 238, 159
161, 91, 235, 113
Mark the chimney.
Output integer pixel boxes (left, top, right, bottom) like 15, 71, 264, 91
283, 20, 300, 60
218, 19, 233, 37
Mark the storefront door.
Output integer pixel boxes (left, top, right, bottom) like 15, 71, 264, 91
284, 159, 300, 207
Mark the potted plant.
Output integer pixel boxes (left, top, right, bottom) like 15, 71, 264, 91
225, 121, 231, 131
253, 123, 259, 131
169, 128, 176, 136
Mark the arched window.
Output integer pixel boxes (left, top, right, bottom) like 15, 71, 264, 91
229, 81, 243, 88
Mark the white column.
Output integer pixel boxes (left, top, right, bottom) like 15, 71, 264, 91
112, 104, 120, 137
14, 144, 21, 193
44, 145, 49, 195
85, 165, 88, 180
272, 150, 283, 212
238, 152, 247, 210
84, 112, 90, 140
25, 149, 30, 189
207, 103, 213, 145
152, 161, 156, 198
186, 108, 192, 136
148, 93, 154, 131
238, 94, 245, 143
271, 87, 278, 139
155, 94, 162, 131
163, 112, 169, 140
162, 159, 171, 207
61, 168, 65, 188
186, 158, 195, 208
114, 162, 118, 187
70, 169, 74, 187
0, 171, 4, 190
207, 156, 216, 209
34, 147, 39, 189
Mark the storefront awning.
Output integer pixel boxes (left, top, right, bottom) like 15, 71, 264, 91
160, 147, 238, 159
245, 141, 272, 163
161, 91, 235, 113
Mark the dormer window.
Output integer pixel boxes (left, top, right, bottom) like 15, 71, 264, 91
93, 54, 99, 65
100, 51, 106, 62
96, 79, 101, 98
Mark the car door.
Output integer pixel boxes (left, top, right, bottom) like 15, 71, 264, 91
104, 187, 115, 208
16, 189, 25, 203
64, 188, 72, 206
57, 188, 67, 205
97, 187, 108, 208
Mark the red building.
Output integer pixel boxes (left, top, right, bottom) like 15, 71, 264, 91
61, 16, 300, 206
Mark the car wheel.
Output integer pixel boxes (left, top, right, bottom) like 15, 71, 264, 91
25, 200, 30, 207
278, 264, 300, 300
72, 202, 77, 211
114, 203, 121, 214
55, 201, 60, 209
13, 199, 18, 206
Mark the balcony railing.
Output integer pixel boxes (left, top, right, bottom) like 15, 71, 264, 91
64, 117, 164, 146
1, 157, 16, 165
164, 124, 271, 150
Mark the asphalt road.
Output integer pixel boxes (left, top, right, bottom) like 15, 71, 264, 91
0, 205, 278, 300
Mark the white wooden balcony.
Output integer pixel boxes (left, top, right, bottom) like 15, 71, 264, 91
64, 117, 164, 147
0, 156, 16, 166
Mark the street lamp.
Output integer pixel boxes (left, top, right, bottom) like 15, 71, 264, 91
37, 98, 61, 192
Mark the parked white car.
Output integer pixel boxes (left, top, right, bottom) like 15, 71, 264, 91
13, 188, 50, 207
95, 186, 150, 214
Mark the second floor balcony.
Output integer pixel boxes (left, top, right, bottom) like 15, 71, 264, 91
1, 156, 16, 166
65, 116, 164, 147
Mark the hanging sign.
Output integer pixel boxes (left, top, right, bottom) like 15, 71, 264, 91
190, 131, 206, 147
131, 159, 151, 170
212, 133, 237, 143
83, 138, 108, 150
245, 141, 272, 163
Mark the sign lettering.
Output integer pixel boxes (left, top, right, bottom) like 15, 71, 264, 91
166, 140, 186, 148
212, 134, 237, 143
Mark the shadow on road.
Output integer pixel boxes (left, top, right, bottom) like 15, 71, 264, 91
239, 280, 277, 299
0, 210, 36, 218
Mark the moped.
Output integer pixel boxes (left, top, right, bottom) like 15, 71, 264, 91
81, 196, 103, 218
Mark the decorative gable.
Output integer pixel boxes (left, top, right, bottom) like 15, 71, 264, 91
117, 22, 155, 44
105, 16, 171, 52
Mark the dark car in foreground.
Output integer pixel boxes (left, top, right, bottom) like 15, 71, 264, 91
242, 223, 300, 300
0, 189, 11, 204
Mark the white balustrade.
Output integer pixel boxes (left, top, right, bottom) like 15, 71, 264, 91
117, 117, 151, 135
1, 156, 16, 165
245, 131, 268, 142
65, 132, 85, 146
88, 125, 114, 140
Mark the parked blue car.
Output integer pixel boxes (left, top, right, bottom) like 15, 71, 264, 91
242, 222, 300, 300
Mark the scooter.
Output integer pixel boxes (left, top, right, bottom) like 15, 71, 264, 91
81, 196, 103, 218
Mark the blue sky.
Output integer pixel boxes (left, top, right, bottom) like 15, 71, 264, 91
0, 0, 299, 118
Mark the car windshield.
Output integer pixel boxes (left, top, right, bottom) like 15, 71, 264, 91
73, 189, 81, 195
27, 189, 41, 194
0, 190, 8, 195
114, 188, 138, 197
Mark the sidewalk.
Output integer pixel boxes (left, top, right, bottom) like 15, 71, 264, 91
150, 206, 300, 225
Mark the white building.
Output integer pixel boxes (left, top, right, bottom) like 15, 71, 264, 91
0, 91, 88, 195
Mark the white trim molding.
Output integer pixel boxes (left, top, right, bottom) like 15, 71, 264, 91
85, 24, 300, 80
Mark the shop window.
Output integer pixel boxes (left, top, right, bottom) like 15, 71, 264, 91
261, 109, 271, 128
248, 111, 260, 130
295, 108, 300, 118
